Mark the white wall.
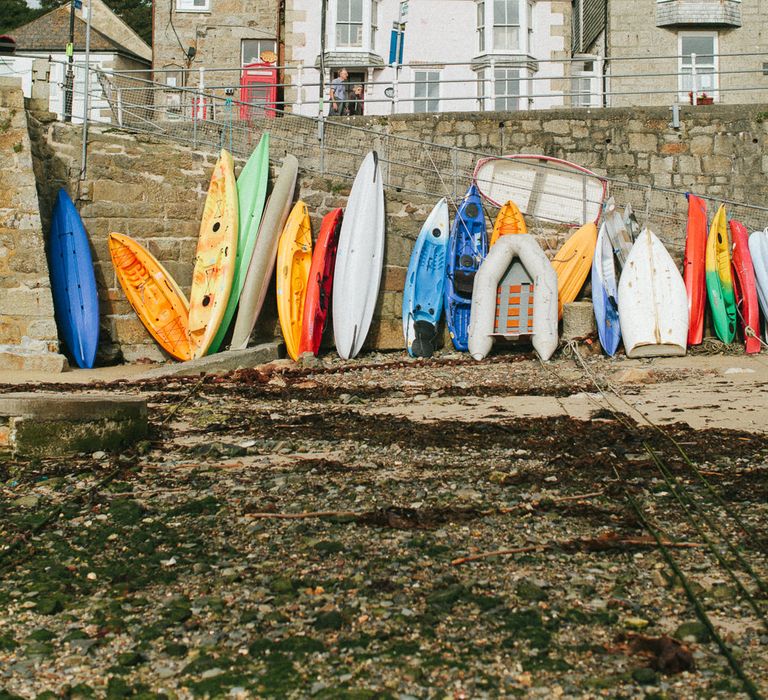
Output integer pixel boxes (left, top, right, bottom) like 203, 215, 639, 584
288, 0, 568, 116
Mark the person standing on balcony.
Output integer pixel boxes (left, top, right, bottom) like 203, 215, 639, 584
329, 68, 349, 116
347, 84, 365, 116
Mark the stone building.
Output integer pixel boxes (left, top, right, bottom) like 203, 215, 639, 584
2, 1, 151, 122
152, 0, 280, 116
572, 0, 768, 107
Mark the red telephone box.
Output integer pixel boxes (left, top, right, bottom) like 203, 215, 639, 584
240, 62, 278, 120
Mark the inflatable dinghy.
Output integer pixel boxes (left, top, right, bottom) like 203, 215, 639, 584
468, 234, 558, 361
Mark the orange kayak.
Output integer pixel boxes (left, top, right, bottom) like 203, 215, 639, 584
490, 200, 527, 246
109, 232, 191, 361
551, 222, 598, 319
276, 201, 313, 361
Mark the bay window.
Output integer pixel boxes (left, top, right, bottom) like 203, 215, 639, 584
477, 0, 529, 54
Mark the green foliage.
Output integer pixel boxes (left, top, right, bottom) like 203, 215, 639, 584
0, 0, 41, 34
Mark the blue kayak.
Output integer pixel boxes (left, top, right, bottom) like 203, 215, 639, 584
444, 184, 488, 351
402, 198, 450, 357
48, 188, 99, 368
591, 218, 621, 356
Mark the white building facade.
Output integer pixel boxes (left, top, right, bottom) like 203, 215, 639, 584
284, 0, 578, 116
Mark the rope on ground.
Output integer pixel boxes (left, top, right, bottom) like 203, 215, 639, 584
564, 340, 766, 554
620, 474, 764, 700
555, 343, 768, 601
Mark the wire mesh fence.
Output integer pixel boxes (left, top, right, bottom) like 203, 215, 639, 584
62, 64, 768, 257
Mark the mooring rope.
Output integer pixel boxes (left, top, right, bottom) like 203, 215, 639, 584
538, 348, 766, 696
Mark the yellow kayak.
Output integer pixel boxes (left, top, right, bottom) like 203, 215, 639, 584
109, 232, 191, 361
551, 222, 598, 319
188, 149, 239, 359
490, 200, 527, 246
276, 201, 313, 361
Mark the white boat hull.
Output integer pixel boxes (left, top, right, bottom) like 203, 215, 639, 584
618, 228, 688, 358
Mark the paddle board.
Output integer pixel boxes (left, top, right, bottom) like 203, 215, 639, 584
332, 151, 386, 360
591, 220, 621, 356
230, 154, 299, 350
705, 204, 736, 344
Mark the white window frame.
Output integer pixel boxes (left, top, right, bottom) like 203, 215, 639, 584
493, 0, 520, 52
330, 0, 371, 51
413, 70, 440, 113
494, 66, 521, 111
571, 55, 599, 107
176, 0, 209, 13
241, 39, 278, 67
477, 0, 529, 55
678, 31, 718, 101
477, 1, 485, 53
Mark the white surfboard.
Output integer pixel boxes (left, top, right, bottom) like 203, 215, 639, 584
230, 154, 298, 350
617, 228, 688, 358
332, 151, 386, 359
748, 228, 768, 341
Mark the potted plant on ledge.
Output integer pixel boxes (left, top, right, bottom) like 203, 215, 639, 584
689, 91, 714, 105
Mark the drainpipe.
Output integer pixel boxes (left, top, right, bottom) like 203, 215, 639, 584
602, 0, 608, 107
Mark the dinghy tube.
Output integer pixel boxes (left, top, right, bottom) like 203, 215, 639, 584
468, 234, 558, 361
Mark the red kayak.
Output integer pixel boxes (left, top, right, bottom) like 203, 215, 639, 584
730, 219, 761, 354
299, 208, 343, 356
683, 193, 707, 345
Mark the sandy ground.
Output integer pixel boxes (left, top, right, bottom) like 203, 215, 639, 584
1, 347, 767, 698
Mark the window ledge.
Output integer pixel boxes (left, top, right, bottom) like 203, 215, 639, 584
175, 8, 211, 13
656, 0, 741, 27
471, 53, 539, 73
314, 51, 386, 69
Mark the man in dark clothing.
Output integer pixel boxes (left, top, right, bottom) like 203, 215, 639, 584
347, 84, 365, 116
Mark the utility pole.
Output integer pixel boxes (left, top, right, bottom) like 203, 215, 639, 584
319, 0, 327, 117
64, 0, 76, 122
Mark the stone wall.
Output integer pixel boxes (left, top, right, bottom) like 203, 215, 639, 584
0, 81, 65, 371
11, 90, 768, 365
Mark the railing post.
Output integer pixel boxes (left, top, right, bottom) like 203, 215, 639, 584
596, 54, 604, 108
296, 65, 303, 110
116, 87, 123, 126
489, 59, 496, 109
690, 53, 697, 103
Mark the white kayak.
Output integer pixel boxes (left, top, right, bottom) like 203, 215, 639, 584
230, 154, 298, 350
748, 228, 768, 341
617, 228, 688, 358
332, 151, 386, 359
468, 233, 558, 361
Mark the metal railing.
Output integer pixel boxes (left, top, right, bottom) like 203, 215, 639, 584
6, 50, 768, 120
11, 54, 768, 250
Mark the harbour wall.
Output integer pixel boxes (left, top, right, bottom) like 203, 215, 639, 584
5, 79, 768, 366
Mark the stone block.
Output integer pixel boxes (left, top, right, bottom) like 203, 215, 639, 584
0, 392, 147, 457
136, 341, 280, 378
562, 301, 596, 340
689, 136, 712, 156
628, 133, 658, 153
